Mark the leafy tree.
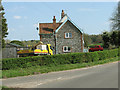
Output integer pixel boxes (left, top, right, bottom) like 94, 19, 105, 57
108, 1, 120, 48
84, 34, 92, 47
110, 30, 119, 47
5, 39, 11, 43
10, 40, 24, 46
102, 30, 120, 49
118, 30, 120, 46
21, 40, 39, 47
84, 34, 103, 47
102, 32, 110, 48
0, 1, 8, 48
90, 34, 103, 44
110, 1, 120, 31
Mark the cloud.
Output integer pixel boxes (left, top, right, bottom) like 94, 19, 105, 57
78, 8, 97, 12
13, 16, 21, 19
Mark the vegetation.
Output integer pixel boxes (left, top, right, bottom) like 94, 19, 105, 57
2, 57, 119, 78
2, 48, 119, 70
118, 46, 120, 57
110, 1, 120, 31
21, 40, 39, 47
102, 29, 120, 49
84, 34, 103, 47
1, 1, 120, 79
102, 31, 111, 48
0, 0, 8, 48
102, 2, 120, 49
5, 40, 40, 48
88, 43, 103, 48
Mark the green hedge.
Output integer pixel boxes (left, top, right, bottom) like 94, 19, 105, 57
2, 49, 118, 70
97, 49, 118, 60
118, 47, 120, 57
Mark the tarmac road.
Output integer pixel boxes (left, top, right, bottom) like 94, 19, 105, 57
2, 61, 118, 88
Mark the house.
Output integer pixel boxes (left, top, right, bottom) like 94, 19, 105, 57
38, 10, 84, 54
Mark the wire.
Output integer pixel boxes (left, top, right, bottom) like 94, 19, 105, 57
41, 2, 60, 16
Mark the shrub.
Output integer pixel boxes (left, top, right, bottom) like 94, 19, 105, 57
2, 49, 118, 70
118, 47, 120, 57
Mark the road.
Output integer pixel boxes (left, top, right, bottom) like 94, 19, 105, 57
2, 62, 118, 88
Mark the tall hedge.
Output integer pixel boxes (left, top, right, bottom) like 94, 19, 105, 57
2, 49, 118, 70
118, 47, 120, 57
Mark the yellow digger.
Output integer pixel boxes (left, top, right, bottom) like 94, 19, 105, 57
17, 42, 53, 57
34, 44, 53, 55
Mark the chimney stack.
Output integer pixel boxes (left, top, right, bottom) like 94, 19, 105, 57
53, 16, 56, 32
61, 10, 65, 19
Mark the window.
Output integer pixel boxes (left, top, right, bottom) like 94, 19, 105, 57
65, 33, 72, 38
63, 46, 71, 52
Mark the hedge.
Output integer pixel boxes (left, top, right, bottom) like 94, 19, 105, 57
2, 49, 119, 70
118, 47, 120, 57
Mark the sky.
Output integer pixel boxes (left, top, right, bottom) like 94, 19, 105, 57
2, 2, 118, 41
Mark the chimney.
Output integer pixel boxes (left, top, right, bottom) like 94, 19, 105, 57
53, 16, 56, 32
61, 10, 65, 19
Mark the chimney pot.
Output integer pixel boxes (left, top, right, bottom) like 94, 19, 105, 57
53, 16, 56, 20
61, 10, 65, 19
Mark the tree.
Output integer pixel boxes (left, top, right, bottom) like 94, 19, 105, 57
0, 1, 8, 48
83, 34, 92, 47
90, 34, 103, 44
110, 30, 119, 47
102, 30, 120, 49
109, 1, 120, 48
110, 1, 120, 31
118, 30, 120, 46
5, 39, 11, 43
102, 32, 110, 48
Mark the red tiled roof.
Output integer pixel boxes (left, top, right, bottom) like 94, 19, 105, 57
39, 23, 62, 34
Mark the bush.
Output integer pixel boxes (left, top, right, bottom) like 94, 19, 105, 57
2, 49, 119, 70
118, 47, 120, 57
2, 56, 44, 70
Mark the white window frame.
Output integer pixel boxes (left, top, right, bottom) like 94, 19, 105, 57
63, 46, 71, 52
65, 33, 72, 38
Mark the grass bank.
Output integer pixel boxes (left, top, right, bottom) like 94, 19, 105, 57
2, 57, 119, 78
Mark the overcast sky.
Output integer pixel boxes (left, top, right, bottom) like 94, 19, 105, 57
2, 2, 118, 41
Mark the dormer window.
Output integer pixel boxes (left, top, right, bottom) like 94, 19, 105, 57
65, 32, 72, 38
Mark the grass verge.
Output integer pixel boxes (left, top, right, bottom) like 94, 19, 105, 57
2, 57, 119, 78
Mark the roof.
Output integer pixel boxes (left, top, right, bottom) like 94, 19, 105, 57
39, 14, 83, 34
6, 43, 23, 48
56, 15, 84, 33
39, 23, 62, 34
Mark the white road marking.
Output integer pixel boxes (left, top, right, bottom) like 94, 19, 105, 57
57, 77, 62, 80
37, 83, 43, 85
